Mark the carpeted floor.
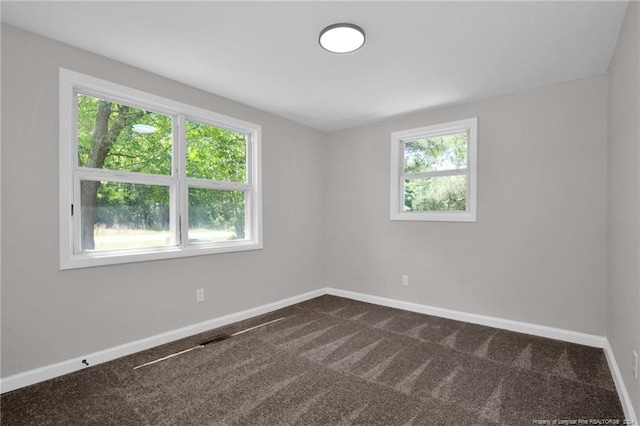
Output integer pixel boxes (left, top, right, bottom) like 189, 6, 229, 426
1, 295, 625, 425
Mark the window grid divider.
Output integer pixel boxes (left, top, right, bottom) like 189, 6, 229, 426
401, 168, 469, 180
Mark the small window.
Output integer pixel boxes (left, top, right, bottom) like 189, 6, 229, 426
390, 118, 477, 222
60, 69, 262, 269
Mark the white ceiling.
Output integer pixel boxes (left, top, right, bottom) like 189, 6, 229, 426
1, 1, 629, 132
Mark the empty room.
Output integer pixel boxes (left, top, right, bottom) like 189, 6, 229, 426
1, 1, 639, 424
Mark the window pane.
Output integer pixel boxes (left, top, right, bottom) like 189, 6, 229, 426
404, 175, 467, 212
404, 132, 467, 173
80, 181, 171, 251
77, 93, 173, 175
186, 121, 247, 182
188, 188, 246, 243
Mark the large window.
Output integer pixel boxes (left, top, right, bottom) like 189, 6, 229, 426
59, 69, 262, 269
390, 118, 477, 222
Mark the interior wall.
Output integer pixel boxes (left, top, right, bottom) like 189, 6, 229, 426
325, 75, 608, 336
0, 25, 327, 377
607, 0, 640, 416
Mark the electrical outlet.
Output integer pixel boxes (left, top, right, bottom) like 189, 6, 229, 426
402, 275, 409, 286
196, 288, 205, 303
633, 351, 638, 380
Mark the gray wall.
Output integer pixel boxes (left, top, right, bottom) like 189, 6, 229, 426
1, 25, 327, 377
607, 1, 640, 416
325, 75, 608, 335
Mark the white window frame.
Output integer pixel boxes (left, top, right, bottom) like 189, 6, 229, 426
59, 68, 262, 270
390, 117, 477, 222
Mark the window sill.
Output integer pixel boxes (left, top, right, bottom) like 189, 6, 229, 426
60, 241, 263, 270
390, 211, 477, 222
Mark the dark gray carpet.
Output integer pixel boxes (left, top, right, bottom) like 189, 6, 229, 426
1, 295, 625, 425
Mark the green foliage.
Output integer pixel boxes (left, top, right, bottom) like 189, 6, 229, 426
188, 188, 245, 239
404, 132, 467, 173
186, 121, 246, 182
77, 94, 172, 174
403, 132, 468, 212
77, 94, 247, 241
404, 176, 466, 212
186, 121, 247, 239
91, 182, 170, 231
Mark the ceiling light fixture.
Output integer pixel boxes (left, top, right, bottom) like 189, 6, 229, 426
319, 23, 365, 54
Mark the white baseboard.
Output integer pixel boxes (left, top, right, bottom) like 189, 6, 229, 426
327, 288, 638, 423
326, 288, 606, 348
0, 288, 325, 394
603, 340, 638, 424
2, 285, 635, 425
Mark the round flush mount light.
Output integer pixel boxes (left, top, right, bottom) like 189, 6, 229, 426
319, 23, 365, 54
132, 124, 157, 134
